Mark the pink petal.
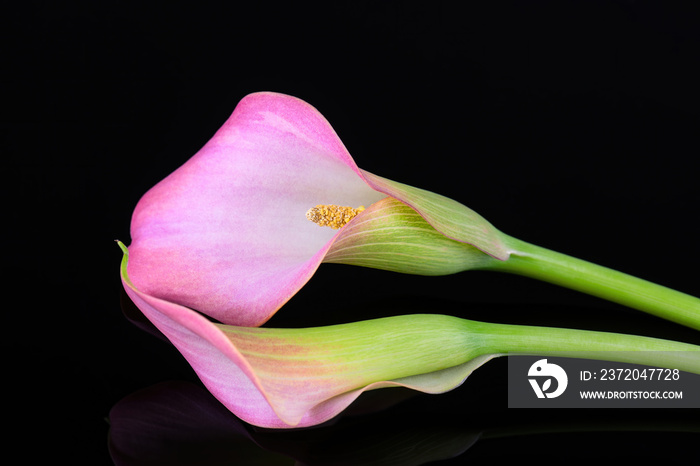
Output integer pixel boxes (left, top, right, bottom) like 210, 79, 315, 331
126, 91, 508, 328
120, 249, 494, 429
127, 92, 385, 326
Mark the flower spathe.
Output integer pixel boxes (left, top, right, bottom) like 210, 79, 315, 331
120, 244, 495, 428
127, 92, 507, 326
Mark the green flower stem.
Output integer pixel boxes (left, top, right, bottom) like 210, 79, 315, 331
467, 319, 700, 374
482, 235, 700, 331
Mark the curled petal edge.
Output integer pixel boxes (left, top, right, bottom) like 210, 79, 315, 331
325, 197, 499, 275
359, 171, 509, 260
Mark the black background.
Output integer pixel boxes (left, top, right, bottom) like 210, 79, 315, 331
5, 1, 700, 464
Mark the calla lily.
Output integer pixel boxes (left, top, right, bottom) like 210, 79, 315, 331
120, 244, 700, 428
126, 91, 699, 329
126, 91, 504, 327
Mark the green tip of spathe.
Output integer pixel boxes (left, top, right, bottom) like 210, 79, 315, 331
115, 239, 128, 256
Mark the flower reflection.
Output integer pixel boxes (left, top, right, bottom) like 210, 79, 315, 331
109, 380, 700, 466
108, 380, 480, 466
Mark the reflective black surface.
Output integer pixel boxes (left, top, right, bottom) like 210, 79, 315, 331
108, 379, 700, 466
6, 1, 700, 463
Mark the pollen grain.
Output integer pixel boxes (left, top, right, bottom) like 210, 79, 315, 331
305, 204, 365, 229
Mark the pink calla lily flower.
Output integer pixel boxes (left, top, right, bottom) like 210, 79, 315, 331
127, 92, 507, 327
120, 244, 495, 428
120, 244, 700, 428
